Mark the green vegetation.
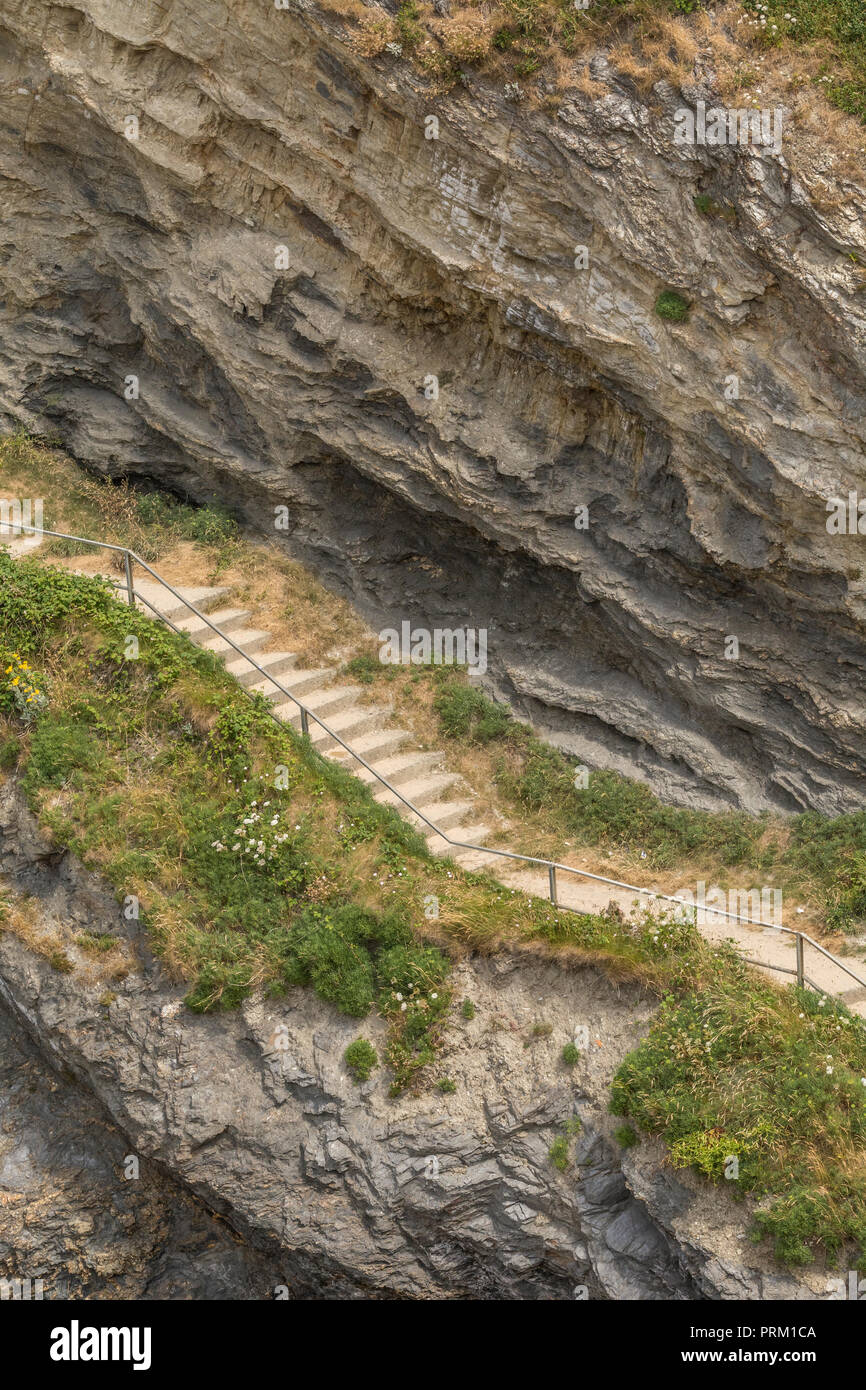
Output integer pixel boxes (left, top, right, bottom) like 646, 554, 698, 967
0, 549, 708, 1096
0, 430, 240, 572
549, 1115, 583, 1170
7, 437, 866, 1266
344, 1038, 379, 1083
0, 551, 450, 1092
785, 817, 866, 932
433, 679, 513, 743
549, 1135, 571, 1171
526, 1020, 553, 1046
612, 958, 866, 1266
614, 1123, 639, 1148
437, 1077, 457, 1093
693, 194, 737, 220
354, 0, 866, 130
654, 290, 691, 322
344, 653, 398, 686
0, 736, 18, 770
396, 0, 425, 50
75, 932, 117, 955
428, 668, 866, 933
740, 0, 866, 124
561, 1041, 581, 1066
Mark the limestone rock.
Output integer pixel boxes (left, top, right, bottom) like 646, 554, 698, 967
0, 780, 831, 1299
1, 3, 865, 813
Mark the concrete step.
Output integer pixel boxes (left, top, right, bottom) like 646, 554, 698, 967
426, 826, 494, 868
133, 582, 228, 622
309, 705, 394, 751
176, 608, 254, 642
226, 650, 298, 690
447, 850, 499, 873
255, 667, 336, 700
374, 771, 461, 812
277, 684, 365, 730
356, 751, 442, 789
327, 727, 412, 764
203, 628, 272, 660
404, 799, 477, 832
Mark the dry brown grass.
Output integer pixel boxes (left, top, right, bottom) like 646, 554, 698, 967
0, 880, 132, 982
0, 431, 372, 670
607, 12, 701, 90
435, 14, 498, 64
354, 11, 398, 58
0, 887, 52, 954
318, 0, 866, 174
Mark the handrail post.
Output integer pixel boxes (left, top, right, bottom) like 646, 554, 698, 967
300, 707, 309, 737
549, 864, 557, 907
796, 933, 805, 989
124, 550, 135, 607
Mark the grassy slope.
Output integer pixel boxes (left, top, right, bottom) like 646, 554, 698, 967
344, 656, 866, 939
0, 543, 678, 1093
5, 436, 866, 1265
340, 0, 866, 132
613, 962, 866, 1267
7, 432, 865, 939
427, 670, 866, 934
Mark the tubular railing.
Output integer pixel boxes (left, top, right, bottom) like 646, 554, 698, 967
6, 519, 866, 1003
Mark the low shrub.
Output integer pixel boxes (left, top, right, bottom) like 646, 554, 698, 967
654, 290, 691, 322
344, 1038, 379, 1083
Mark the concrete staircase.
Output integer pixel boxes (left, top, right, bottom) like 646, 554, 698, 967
8, 545, 866, 1014
129, 578, 494, 867
133, 579, 866, 1012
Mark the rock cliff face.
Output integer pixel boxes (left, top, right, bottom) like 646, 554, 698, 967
0, 1002, 280, 1299
0, 778, 830, 1299
1, 0, 866, 818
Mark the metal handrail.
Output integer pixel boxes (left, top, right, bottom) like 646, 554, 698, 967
5, 518, 866, 1001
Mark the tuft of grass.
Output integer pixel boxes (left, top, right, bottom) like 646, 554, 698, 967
549, 1135, 571, 1171
0, 735, 19, 770
614, 1123, 639, 1148
461, 998, 476, 1019
433, 680, 514, 743
344, 1038, 379, 1082
562, 1041, 581, 1065
693, 193, 737, 220
75, 933, 117, 955
344, 653, 397, 685
549, 1114, 582, 1170
654, 289, 691, 322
